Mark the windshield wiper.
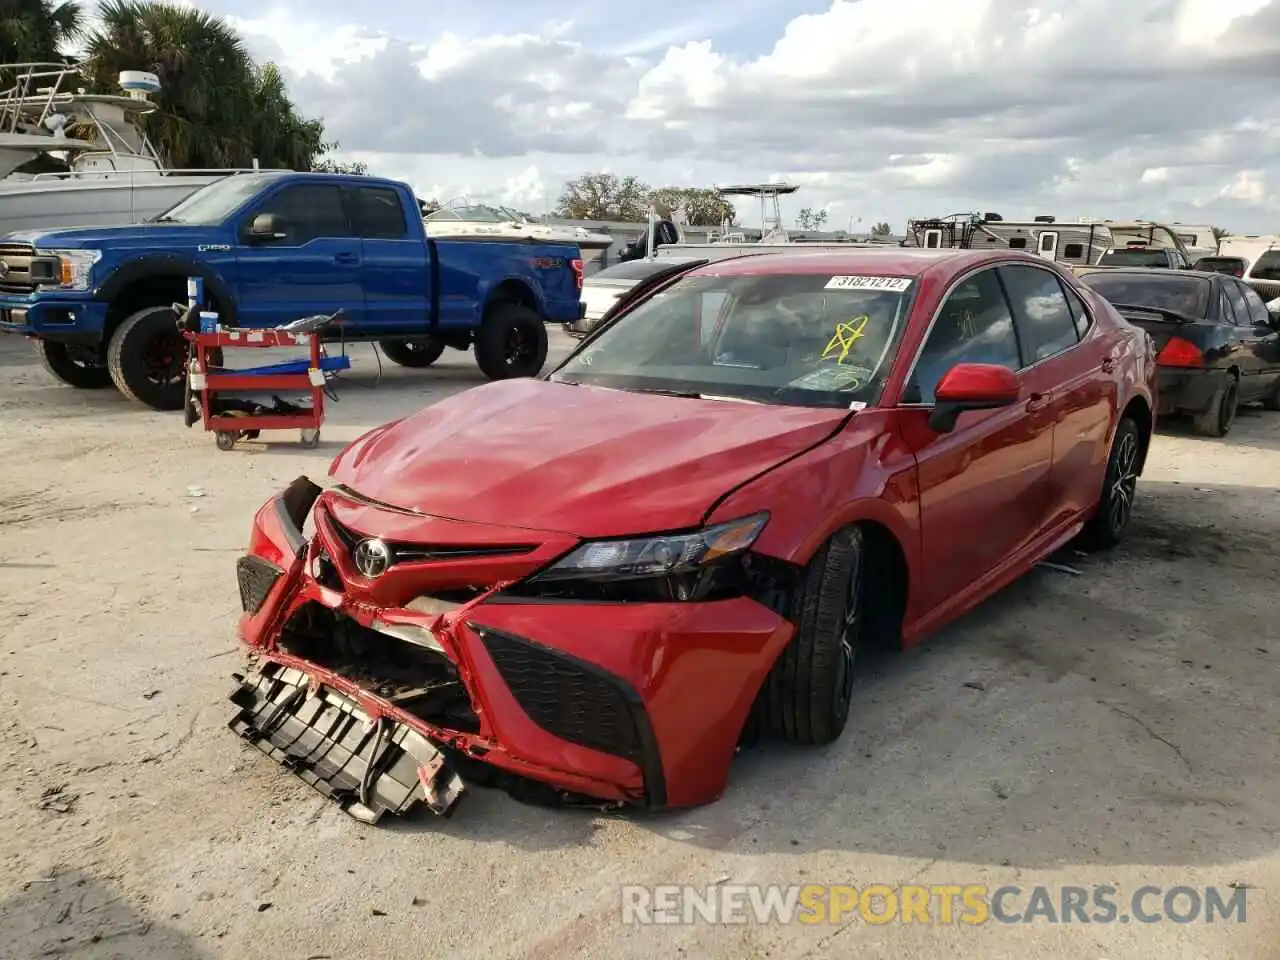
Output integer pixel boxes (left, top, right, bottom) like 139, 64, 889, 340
147, 216, 180, 223
626, 387, 762, 403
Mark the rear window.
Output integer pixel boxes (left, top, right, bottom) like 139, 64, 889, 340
1078, 273, 1210, 316
1250, 251, 1280, 282
591, 259, 696, 282
1193, 256, 1247, 275
1098, 249, 1169, 267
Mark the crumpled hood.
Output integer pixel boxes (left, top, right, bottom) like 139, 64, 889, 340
3, 223, 221, 248
330, 378, 850, 538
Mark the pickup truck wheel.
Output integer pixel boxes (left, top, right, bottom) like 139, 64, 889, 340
379, 337, 445, 367
34, 340, 112, 389
107, 305, 187, 410
475, 302, 548, 379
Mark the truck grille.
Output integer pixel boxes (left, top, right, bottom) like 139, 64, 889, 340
477, 626, 642, 759
0, 243, 55, 294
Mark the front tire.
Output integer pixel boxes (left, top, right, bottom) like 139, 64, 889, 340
755, 526, 866, 745
1191, 372, 1238, 437
379, 337, 446, 368
1081, 416, 1141, 550
34, 339, 112, 388
106, 305, 187, 410
474, 302, 548, 379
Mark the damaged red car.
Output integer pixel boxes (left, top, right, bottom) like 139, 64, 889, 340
229, 248, 1158, 823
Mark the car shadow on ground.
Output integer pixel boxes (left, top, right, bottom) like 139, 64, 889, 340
0, 868, 212, 959
405, 478, 1280, 871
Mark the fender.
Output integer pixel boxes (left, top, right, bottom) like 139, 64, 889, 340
93, 254, 239, 325
486, 273, 549, 317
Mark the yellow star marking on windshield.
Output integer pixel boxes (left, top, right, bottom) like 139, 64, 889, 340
822, 315, 869, 364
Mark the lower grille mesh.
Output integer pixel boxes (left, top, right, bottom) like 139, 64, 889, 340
479, 628, 641, 759
237, 555, 282, 613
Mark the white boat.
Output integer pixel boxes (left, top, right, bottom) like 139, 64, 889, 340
0, 61, 277, 236
424, 200, 614, 259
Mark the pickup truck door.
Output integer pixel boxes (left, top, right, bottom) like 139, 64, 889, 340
349, 184, 430, 335
234, 182, 364, 328
1231, 279, 1280, 400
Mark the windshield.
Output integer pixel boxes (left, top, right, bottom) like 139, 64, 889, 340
1079, 273, 1210, 316
1099, 249, 1168, 267
550, 271, 916, 408
153, 174, 284, 225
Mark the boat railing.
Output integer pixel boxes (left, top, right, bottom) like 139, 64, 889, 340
26, 166, 289, 182
0, 62, 87, 133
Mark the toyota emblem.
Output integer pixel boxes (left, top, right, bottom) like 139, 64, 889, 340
352, 538, 392, 578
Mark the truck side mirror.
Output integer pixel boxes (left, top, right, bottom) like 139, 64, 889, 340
247, 213, 285, 242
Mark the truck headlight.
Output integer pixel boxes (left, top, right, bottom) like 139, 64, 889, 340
35, 249, 101, 291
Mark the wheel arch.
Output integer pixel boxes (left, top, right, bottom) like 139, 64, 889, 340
1119, 394, 1153, 475
485, 278, 541, 319
97, 257, 236, 344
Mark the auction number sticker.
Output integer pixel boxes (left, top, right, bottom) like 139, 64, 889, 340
824, 275, 913, 292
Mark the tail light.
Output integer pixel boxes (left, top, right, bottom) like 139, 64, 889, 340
1156, 336, 1203, 367
570, 258, 584, 291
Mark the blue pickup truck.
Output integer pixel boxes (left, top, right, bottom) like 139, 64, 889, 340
0, 172, 584, 409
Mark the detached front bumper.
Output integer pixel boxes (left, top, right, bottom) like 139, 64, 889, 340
231, 477, 794, 821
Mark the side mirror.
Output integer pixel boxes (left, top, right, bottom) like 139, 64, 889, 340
928, 362, 1021, 433
247, 213, 285, 242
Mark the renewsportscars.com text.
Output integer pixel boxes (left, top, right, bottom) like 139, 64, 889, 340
620, 883, 1249, 926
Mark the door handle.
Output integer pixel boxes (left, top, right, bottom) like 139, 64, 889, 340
334, 252, 359, 264
1025, 392, 1051, 412
1100, 357, 1115, 373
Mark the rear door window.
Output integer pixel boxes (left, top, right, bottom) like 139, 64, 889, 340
1223, 280, 1250, 326
353, 187, 408, 239
1249, 251, 1280, 282
998, 264, 1080, 362
1234, 280, 1271, 326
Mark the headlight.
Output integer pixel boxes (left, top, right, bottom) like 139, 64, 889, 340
531, 512, 769, 584
35, 248, 101, 291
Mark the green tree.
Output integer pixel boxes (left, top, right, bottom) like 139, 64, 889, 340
870, 221, 893, 237
0, 0, 83, 63
556, 172, 651, 221
312, 149, 369, 175
648, 186, 737, 227
795, 207, 828, 230
80, 0, 326, 170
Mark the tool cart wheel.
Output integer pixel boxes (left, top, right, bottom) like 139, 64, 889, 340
299, 428, 320, 448
215, 431, 238, 451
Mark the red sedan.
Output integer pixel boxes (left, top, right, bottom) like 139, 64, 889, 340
229, 248, 1158, 823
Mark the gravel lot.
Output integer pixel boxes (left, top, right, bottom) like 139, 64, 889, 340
0, 330, 1276, 960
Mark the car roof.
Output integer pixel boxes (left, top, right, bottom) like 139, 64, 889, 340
684, 247, 1049, 284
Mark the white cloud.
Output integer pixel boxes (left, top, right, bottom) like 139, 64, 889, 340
204, 0, 1280, 231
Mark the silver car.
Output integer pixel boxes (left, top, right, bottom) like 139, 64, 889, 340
566, 257, 700, 337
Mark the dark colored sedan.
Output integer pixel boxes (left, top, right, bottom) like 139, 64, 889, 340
1077, 268, 1280, 436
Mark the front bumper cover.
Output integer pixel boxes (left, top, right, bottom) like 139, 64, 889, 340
229, 476, 795, 822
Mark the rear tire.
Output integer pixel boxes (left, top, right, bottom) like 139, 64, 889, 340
754, 526, 866, 746
379, 337, 446, 368
1191, 372, 1238, 437
106, 305, 187, 410
474, 302, 548, 379
34, 339, 112, 388
1081, 416, 1141, 550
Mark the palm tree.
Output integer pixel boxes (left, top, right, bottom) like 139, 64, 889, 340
80, 0, 325, 170
0, 0, 83, 64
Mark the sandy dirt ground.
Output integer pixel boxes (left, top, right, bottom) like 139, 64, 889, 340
0, 330, 1277, 960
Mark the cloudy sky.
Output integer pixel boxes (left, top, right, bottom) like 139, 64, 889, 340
100, 0, 1280, 231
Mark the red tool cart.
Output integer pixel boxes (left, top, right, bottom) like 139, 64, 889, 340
183, 327, 327, 451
